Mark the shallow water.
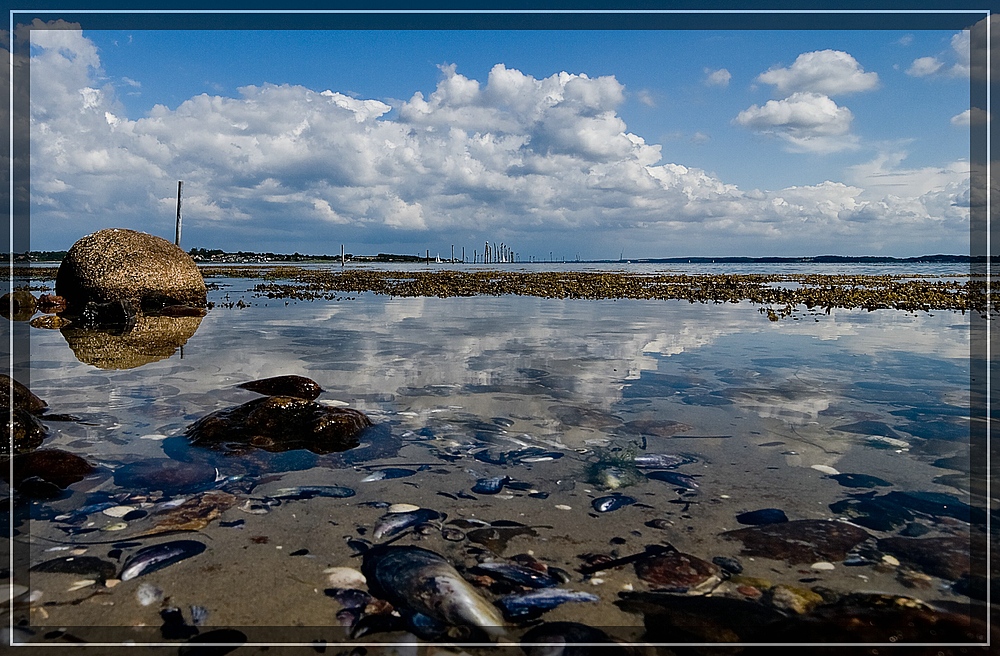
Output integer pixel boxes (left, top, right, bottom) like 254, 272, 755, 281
4, 265, 988, 648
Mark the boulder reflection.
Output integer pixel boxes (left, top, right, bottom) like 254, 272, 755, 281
60, 312, 203, 369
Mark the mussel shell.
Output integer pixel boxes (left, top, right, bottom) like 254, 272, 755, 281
237, 375, 324, 400
645, 470, 700, 489
472, 476, 510, 495
119, 540, 207, 581
361, 545, 505, 636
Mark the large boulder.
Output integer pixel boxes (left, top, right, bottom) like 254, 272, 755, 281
56, 228, 206, 311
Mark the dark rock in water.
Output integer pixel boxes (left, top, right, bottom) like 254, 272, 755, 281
3, 407, 47, 455
521, 622, 624, 656
4, 449, 94, 489
152, 304, 206, 318
722, 519, 871, 564
877, 536, 970, 580
620, 419, 692, 438
79, 299, 138, 330
759, 593, 988, 644
114, 458, 217, 495
616, 591, 787, 643
31, 555, 116, 580
0, 375, 50, 455
829, 493, 915, 532
56, 228, 207, 311
592, 494, 636, 513
237, 375, 324, 400
185, 395, 373, 455
881, 490, 985, 524
735, 508, 788, 526
634, 549, 721, 592
0, 373, 48, 415
829, 473, 892, 488
1, 290, 37, 321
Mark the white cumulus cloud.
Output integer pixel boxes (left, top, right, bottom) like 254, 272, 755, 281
756, 50, 878, 96
735, 92, 857, 154
906, 56, 944, 77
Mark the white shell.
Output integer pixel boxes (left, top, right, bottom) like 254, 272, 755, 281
810, 561, 836, 571
881, 554, 900, 566
555, 504, 572, 511
324, 567, 367, 589
387, 503, 420, 514
67, 580, 96, 592
102, 505, 136, 518
810, 464, 840, 475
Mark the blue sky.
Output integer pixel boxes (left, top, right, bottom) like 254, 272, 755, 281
25, 19, 981, 258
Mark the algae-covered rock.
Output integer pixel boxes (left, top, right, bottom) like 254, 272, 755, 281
186, 395, 374, 455
56, 228, 206, 310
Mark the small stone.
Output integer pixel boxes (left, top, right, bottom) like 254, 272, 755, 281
769, 584, 824, 614
881, 555, 900, 567
555, 504, 572, 511
810, 465, 840, 475
811, 561, 835, 571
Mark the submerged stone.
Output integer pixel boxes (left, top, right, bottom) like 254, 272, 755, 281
877, 536, 970, 580
735, 508, 788, 526
634, 549, 721, 592
621, 419, 693, 438
113, 458, 217, 495
185, 395, 373, 455
722, 519, 871, 564
3, 448, 94, 489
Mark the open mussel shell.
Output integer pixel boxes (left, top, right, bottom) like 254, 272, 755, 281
361, 544, 505, 638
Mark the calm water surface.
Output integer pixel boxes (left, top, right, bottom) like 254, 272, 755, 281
6, 264, 985, 647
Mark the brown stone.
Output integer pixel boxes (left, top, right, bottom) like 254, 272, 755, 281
186, 395, 374, 455
722, 519, 871, 564
877, 536, 970, 580
0, 373, 48, 414
635, 550, 721, 592
56, 228, 206, 310
1, 290, 37, 321
3, 448, 94, 488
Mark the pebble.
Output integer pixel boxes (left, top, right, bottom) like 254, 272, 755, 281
881, 554, 900, 567
810, 561, 835, 571
555, 504, 572, 511
810, 465, 840, 475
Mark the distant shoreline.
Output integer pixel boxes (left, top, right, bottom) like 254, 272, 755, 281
14, 250, 994, 265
